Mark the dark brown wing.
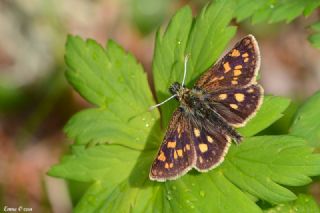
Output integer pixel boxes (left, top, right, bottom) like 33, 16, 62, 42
190, 120, 232, 171
195, 35, 260, 91
149, 109, 196, 181
207, 84, 264, 127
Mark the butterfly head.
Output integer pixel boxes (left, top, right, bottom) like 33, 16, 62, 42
169, 82, 182, 95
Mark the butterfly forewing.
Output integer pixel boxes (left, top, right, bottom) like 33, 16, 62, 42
207, 84, 263, 127
149, 110, 196, 181
196, 35, 260, 91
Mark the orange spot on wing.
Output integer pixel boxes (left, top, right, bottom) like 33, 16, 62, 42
199, 143, 208, 153
247, 88, 254, 93
235, 93, 245, 102
223, 62, 231, 72
242, 53, 249, 58
186, 144, 190, 150
219, 94, 227, 100
230, 49, 240, 57
157, 151, 166, 161
167, 141, 176, 148
207, 136, 213, 143
234, 69, 242, 76
193, 128, 200, 137
230, 104, 238, 109
165, 163, 169, 169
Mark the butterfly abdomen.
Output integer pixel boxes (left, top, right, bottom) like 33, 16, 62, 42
201, 103, 242, 143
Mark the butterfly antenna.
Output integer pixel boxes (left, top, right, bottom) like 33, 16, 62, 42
149, 94, 177, 111
181, 54, 189, 86
149, 54, 189, 111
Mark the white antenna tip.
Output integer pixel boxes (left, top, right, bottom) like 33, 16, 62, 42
148, 106, 156, 111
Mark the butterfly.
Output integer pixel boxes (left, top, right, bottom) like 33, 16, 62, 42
149, 35, 264, 182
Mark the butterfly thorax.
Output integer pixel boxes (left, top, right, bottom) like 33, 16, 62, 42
169, 82, 201, 111
169, 82, 242, 142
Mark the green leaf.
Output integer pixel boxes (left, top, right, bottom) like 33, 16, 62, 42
49, 145, 155, 212
264, 194, 320, 213
49, 144, 262, 213
49, 135, 320, 212
153, 1, 236, 126
152, 6, 193, 127
309, 33, 320, 49
268, 1, 305, 23
162, 172, 262, 213
233, 0, 320, 24
310, 22, 320, 31
222, 136, 320, 204
131, 0, 171, 34
64, 36, 159, 149
185, 1, 236, 85
235, 0, 265, 22
48, 145, 142, 182
233, 0, 320, 47
304, 1, 320, 16
0, 85, 26, 111
238, 96, 291, 137
290, 91, 320, 147
308, 22, 320, 49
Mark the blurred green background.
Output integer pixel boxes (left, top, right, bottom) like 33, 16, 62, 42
1, 0, 320, 212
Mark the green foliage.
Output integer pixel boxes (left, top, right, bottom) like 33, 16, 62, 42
238, 96, 290, 137
153, 1, 236, 126
63, 36, 159, 150
290, 91, 320, 148
234, 0, 320, 24
223, 136, 320, 204
0, 85, 26, 111
49, 1, 320, 212
264, 194, 320, 213
308, 22, 320, 49
131, 0, 171, 34
234, 0, 320, 49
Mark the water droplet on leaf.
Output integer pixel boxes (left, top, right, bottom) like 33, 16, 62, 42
166, 190, 172, 200
186, 200, 195, 209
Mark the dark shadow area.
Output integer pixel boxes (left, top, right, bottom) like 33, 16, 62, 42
128, 118, 163, 188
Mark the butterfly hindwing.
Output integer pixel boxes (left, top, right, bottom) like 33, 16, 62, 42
149, 110, 195, 181
195, 35, 260, 91
191, 121, 231, 171
207, 84, 264, 127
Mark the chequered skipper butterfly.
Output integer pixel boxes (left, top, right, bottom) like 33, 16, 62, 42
150, 35, 264, 181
